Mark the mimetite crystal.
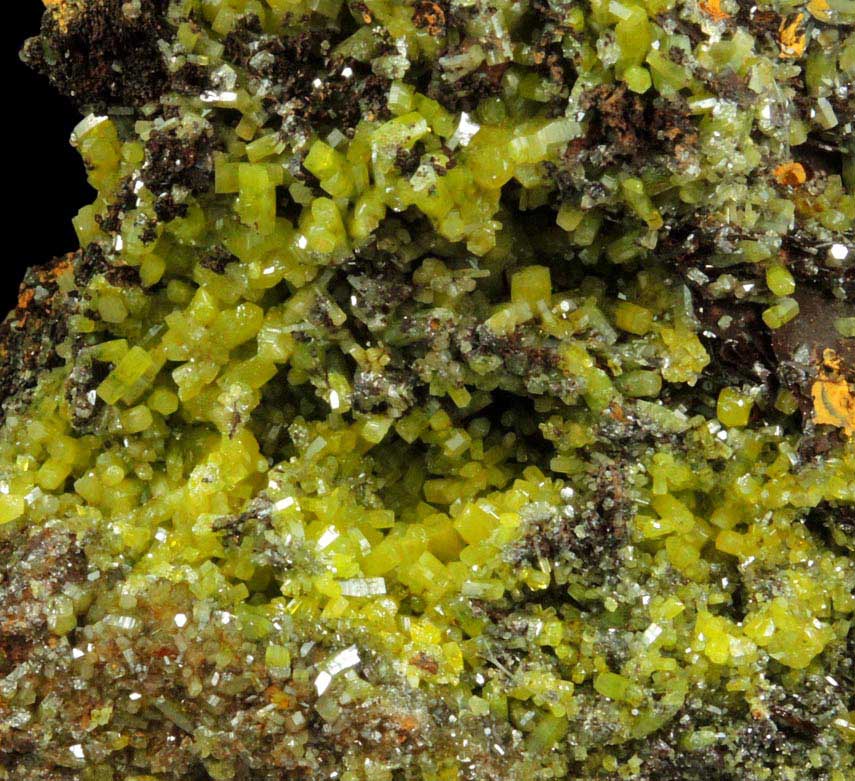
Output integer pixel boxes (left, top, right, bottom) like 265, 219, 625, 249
2, 1, 855, 779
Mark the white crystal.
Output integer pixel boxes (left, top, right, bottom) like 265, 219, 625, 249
338, 578, 387, 597
830, 243, 849, 261
448, 112, 481, 150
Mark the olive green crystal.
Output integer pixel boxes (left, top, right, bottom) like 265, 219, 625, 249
2, 0, 855, 779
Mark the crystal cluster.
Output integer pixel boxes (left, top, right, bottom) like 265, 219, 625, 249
2, 1, 855, 779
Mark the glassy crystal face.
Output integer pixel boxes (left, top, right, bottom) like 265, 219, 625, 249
2, 1, 855, 779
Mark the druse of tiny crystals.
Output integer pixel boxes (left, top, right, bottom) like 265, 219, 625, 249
2, 0, 855, 779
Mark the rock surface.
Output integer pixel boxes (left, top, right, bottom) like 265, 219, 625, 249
2, 1, 855, 779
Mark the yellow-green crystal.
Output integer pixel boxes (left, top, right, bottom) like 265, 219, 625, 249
2, 0, 854, 779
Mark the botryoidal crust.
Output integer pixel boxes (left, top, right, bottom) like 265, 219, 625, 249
2, 0, 855, 779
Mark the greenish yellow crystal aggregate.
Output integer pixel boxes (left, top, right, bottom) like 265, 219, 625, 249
2, 0, 855, 779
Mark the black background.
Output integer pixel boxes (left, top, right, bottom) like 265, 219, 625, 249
5, 6, 92, 313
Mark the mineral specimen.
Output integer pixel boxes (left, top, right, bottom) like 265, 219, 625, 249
2, 0, 855, 779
